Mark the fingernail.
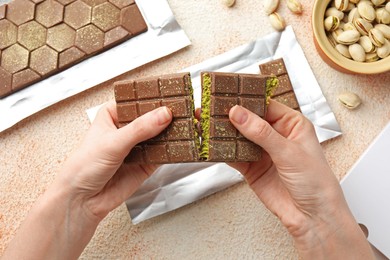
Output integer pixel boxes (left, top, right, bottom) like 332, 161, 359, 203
156, 107, 172, 125
230, 105, 248, 125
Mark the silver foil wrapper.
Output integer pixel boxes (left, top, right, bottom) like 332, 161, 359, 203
0, 0, 191, 132
122, 26, 342, 224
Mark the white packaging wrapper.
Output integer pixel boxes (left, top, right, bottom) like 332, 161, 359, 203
87, 26, 342, 224
0, 0, 191, 133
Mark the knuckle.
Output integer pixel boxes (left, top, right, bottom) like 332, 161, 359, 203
252, 120, 272, 140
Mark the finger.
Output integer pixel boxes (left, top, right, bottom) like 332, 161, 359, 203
266, 99, 299, 123
195, 108, 201, 120
91, 101, 119, 129
116, 106, 172, 151
229, 105, 287, 159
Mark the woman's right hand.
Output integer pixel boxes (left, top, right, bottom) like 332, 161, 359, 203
228, 100, 374, 259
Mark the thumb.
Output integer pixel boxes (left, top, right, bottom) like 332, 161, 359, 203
229, 105, 287, 159
117, 106, 172, 152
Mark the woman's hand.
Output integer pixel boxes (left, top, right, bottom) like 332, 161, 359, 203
3, 101, 172, 260
228, 100, 374, 259
57, 101, 173, 220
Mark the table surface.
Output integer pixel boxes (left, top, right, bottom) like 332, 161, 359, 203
1, 0, 390, 258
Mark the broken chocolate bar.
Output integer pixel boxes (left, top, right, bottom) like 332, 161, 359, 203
115, 72, 200, 163
115, 72, 277, 163
259, 58, 300, 110
199, 72, 270, 162
0, 0, 147, 98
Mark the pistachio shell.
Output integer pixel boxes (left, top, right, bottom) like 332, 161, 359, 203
349, 43, 366, 61
366, 52, 379, 61
335, 0, 350, 11
338, 92, 362, 109
269, 12, 286, 31
369, 28, 386, 47
326, 7, 345, 20
375, 24, 390, 39
377, 39, 390, 58
337, 29, 360, 44
354, 17, 373, 35
264, 0, 279, 15
371, 0, 386, 6
325, 16, 341, 31
222, 0, 236, 7
359, 35, 375, 52
376, 8, 390, 24
332, 28, 344, 43
286, 0, 303, 14
345, 2, 356, 12
336, 43, 352, 58
348, 8, 361, 22
343, 22, 356, 31
349, 0, 360, 4
357, 1, 376, 22
386, 2, 390, 13
328, 34, 338, 47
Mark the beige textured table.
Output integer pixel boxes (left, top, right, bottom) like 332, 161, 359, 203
1, 0, 390, 258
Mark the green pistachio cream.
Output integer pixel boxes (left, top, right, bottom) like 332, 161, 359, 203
199, 73, 211, 160
266, 76, 279, 104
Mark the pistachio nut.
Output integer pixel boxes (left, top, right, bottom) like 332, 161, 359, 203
328, 34, 338, 47
359, 35, 376, 52
336, 43, 353, 58
375, 24, 390, 39
349, 43, 366, 61
343, 21, 357, 30
366, 52, 380, 61
354, 17, 373, 35
222, 0, 236, 7
335, 0, 350, 11
338, 92, 362, 110
357, 1, 376, 22
377, 39, 390, 58
345, 2, 356, 12
286, 0, 303, 14
326, 7, 345, 20
222, 0, 235, 7
369, 28, 386, 46
348, 7, 361, 22
337, 29, 360, 44
371, 0, 386, 6
386, 2, 390, 13
264, 0, 279, 15
376, 8, 390, 24
349, 0, 360, 4
325, 16, 341, 31
269, 12, 286, 31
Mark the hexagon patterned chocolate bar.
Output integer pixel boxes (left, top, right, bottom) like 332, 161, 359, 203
0, 0, 147, 98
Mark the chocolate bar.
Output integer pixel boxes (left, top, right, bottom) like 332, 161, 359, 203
115, 72, 276, 163
259, 58, 300, 110
0, 0, 147, 98
115, 72, 200, 163
199, 72, 270, 162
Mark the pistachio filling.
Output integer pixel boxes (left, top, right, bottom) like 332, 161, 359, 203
199, 73, 211, 160
186, 75, 201, 154
266, 76, 279, 104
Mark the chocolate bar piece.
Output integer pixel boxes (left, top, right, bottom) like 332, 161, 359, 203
259, 58, 300, 110
115, 72, 200, 163
0, 0, 147, 98
200, 72, 269, 162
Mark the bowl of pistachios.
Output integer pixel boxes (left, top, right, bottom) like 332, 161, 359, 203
312, 0, 390, 74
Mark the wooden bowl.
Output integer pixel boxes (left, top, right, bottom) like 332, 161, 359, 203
312, 0, 390, 74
